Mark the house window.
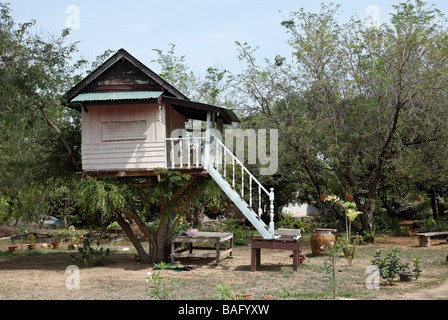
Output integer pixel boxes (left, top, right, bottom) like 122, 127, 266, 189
101, 120, 147, 141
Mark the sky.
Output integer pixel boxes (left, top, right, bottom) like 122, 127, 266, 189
8, 1, 448, 77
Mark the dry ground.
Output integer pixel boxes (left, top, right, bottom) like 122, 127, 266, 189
0, 232, 448, 300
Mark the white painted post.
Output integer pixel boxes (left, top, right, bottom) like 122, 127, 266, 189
269, 188, 275, 235
241, 166, 244, 198
223, 148, 227, 178
187, 137, 190, 168
179, 138, 183, 168
204, 111, 211, 169
195, 138, 200, 167
170, 140, 174, 168
249, 176, 252, 208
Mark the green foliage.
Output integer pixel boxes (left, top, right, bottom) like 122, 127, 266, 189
338, 235, 360, 266
70, 238, 111, 267
226, 219, 254, 245
323, 242, 341, 299
234, 1, 448, 234
371, 247, 421, 284
421, 217, 448, 232
371, 248, 406, 284
76, 177, 126, 219
214, 284, 239, 300
106, 221, 121, 231
0, 3, 86, 191
412, 257, 422, 280
275, 215, 311, 233
145, 262, 186, 300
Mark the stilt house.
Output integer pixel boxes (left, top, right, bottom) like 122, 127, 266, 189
65, 48, 298, 240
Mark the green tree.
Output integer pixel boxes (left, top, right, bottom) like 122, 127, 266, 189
77, 171, 206, 263
234, 1, 448, 233
0, 3, 90, 224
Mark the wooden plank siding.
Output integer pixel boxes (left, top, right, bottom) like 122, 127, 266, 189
84, 58, 162, 93
81, 103, 168, 171
165, 102, 188, 168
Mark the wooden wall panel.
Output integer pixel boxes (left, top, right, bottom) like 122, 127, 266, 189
81, 103, 167, 171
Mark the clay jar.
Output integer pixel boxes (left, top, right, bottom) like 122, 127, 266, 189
310, 228, 336, 256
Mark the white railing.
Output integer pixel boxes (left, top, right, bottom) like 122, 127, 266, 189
166, 136, 205, 169
209, 138, 275, 236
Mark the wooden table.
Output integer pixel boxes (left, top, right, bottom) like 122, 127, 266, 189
170, 232, 233, 265
251, 230, 301, 272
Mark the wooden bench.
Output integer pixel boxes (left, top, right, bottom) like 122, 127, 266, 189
413, 231, 448, 247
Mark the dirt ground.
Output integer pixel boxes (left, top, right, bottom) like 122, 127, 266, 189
1, 232, 448, 300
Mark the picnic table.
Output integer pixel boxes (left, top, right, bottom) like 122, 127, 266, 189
170, 232, 233, 265
413, 231, 448, 247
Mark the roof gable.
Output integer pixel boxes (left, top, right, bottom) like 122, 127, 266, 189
64, 48, 188, 102
64, 48, 240, 124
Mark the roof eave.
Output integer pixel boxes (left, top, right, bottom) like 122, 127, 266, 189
161, 96, 240, 124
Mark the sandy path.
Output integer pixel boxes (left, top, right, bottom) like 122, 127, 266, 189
395, 279, 448, 300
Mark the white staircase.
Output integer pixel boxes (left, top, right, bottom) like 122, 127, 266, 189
205, 138, 277, 239
166, 132, 300, 240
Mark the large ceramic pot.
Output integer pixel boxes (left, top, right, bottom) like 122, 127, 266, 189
310, 228, 336, 256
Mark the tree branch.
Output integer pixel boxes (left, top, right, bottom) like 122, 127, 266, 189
37, 103, 81, 172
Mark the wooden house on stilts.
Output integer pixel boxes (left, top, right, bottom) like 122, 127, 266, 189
65, 48, 299, 241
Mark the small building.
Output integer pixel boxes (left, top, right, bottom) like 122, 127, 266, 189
64, 48, 280, 240
65, 48, 238, 176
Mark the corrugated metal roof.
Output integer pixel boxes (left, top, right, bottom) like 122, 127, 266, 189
71, 91, 163, 102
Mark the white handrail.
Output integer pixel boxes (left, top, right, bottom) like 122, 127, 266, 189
212, 138, 270, 196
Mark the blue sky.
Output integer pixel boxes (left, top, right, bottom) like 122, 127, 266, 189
8, 1, 448, 76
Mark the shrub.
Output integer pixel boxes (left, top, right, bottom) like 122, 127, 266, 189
146, 262, 185, 300
70, 238, 110, 267
370, 247, 421, 284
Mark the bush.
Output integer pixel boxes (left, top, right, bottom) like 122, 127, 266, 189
70, 238, 110, 266
370, 247, 421, 284
276, 215, 311, 233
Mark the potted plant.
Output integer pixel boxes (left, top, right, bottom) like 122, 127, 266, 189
371, 248, 422, 284
68, 226, 79, 249
325, 195, 363, 265
235, 292, 253, 300
208, 199, 221, 214
50, 239, 61, 249
27, 234, 36, 250
398, 270, 413, 282
8, 229, 18, 253
16, 227, 27, 250
417, 196, 424, 202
